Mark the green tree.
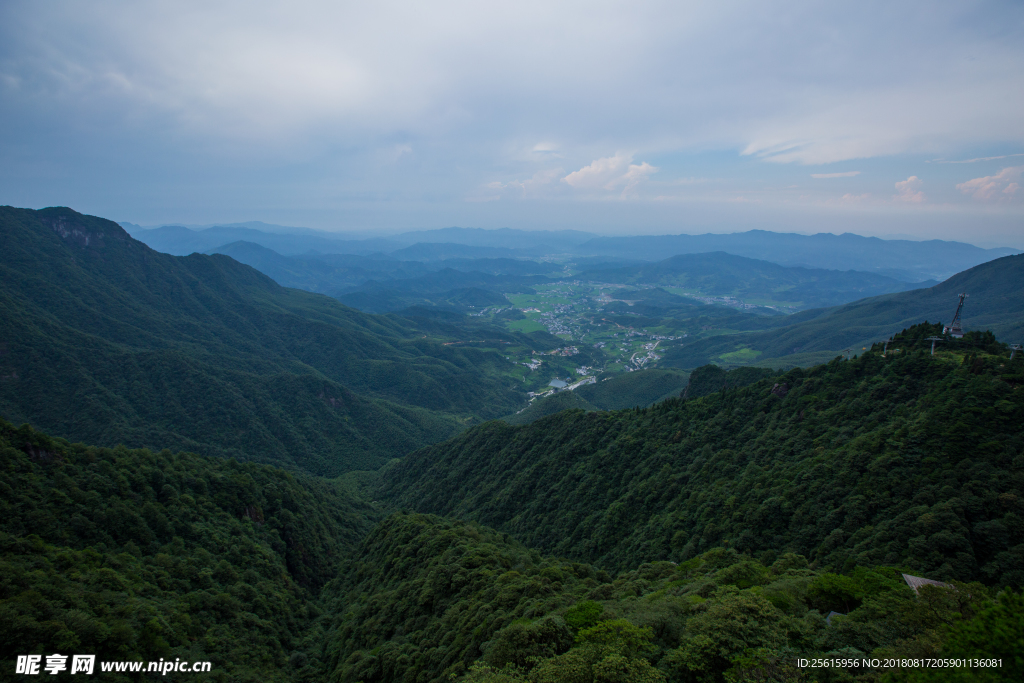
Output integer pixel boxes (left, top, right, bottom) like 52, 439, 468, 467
663, 589, 785, 683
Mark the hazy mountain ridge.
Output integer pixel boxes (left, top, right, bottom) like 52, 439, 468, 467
581, 251, 933, 310
663, 253, 1024, 368
128, 224, 404, 257
126, 221, 1019, 284
578, 230, 1018, 282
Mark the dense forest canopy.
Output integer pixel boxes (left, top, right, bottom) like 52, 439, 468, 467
0, 418, 377, 681
380, 328, 1024, 588
2, 330, 1021, 682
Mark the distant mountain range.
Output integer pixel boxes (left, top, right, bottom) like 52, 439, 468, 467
577, 231, 1018, 282
124, 224, 404, 257
211, 244, 936, 316
115, 218, 1024, 371
125, 222, 1019, 282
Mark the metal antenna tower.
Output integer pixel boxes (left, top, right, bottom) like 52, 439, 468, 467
942, 293, 967, 338
1011, 344, 1022, 360
925, 336, 943, 355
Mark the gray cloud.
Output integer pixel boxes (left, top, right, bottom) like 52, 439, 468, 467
1, 0, 1022, 238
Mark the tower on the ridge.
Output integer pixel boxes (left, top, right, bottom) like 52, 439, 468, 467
942, 293, 967, 339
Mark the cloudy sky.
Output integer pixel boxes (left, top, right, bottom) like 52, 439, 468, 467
2, 0, 1022, 244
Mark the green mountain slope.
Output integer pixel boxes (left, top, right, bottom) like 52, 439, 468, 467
0, 206, 529, 474
378, 332, 1024, 587
2, 418, 1019, 683
680, 365, 778, 399
323, 514, 1020, 683
582, 252, 930, 310
662, 253, 1024, 368
0, 417, 377, 680
322, 513, 599, 683
577, 368, 691, 409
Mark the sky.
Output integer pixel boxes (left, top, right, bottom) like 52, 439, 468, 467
1, 0, 1023, 246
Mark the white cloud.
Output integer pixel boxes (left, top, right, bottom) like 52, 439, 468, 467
811, 171, 860, 178
621, 162, 659, 194
562, 154, 658, 196
562, 154, 632, 189
956, 166, 1023, 200
490, 168, 567, 199
928, 153, 1024, 164
894, 176, 925, 203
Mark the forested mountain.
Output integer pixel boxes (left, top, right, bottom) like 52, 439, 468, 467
379, 328, 1024, 588
322, 513, 1021, 683
664, 253, 1024, 368
0, 207, 532, 474
3, 326, 1021, 682
581, 252, 931, 310
4, 205, 1024, 682
0, 417, 378, 681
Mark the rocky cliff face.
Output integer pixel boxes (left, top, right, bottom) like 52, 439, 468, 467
40, 208, 128, 251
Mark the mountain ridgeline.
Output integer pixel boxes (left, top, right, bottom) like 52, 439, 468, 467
0, 206, 548, 475
129, 223, 1017, 283
2, 205, 1023, 682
